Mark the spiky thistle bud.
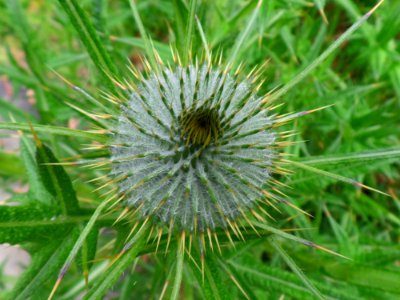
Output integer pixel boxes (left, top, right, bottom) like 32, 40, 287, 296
111, 62, 277, 239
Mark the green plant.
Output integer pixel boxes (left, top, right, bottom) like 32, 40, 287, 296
0, 0, 399, 299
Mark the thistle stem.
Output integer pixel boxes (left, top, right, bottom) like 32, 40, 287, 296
170, 236, 185, 300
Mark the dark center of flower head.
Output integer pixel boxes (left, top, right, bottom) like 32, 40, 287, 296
179, 106, 222, 147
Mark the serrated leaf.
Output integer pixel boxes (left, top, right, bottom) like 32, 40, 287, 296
6, 227, 80, 300
188, 251, 231, 300
230, 255, 360, 300
36, 142, 80, 215
20, 137, 54, 206
0, 202, 70, 244
82, 224, 150, 300
57, 0, 120, 94
323, 262, 400, 295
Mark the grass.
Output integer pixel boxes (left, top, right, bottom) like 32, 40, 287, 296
0, 0, 399, 299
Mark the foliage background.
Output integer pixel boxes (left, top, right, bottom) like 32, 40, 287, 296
0, 0, 399, 299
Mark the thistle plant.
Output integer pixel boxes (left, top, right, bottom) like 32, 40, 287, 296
1, 1, 400, 300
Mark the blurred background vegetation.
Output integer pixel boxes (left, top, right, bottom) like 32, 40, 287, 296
0, 0, 399, 299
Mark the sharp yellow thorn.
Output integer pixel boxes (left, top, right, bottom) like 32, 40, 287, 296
93, 180, 114, 193
200, 233, 206, 254
126, 221, 140, 241
213, 232, 222, 254
251, 209, 265, 223
159, 280, 169, 300
309, 243, 350, 260
233, 222, 245, 241
180, 231, 186, 254
238, 208, 255, 232
206, 228, 214, 252
113, 207, 129, 225
226, 218, 240, 239
156, 228, 163, 254
257, 204, 276, 221
229, 273, 250, 300
201, 253, 205, 283
147, 226, 155, 244
189, 234, 193, 254
65, 102, 99, 121
107, 194, 125, 210
166, 220, 174, 253
224, 229, 235, 247
47, 277, 62, 300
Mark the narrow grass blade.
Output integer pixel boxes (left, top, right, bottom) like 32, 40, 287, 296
82, 223, 150, 300
109, 36, 171, 61
183, 0, 198, 65
267, 0, 385, 103
269, 236, 325, 300
9, 228, 80, 300
0, 122, 109, 143
228, 258, 359, 300
128, 0, 159, 72
298, 147, 400, 166
170, 237, 185, 300
217, 259, 252, 300
288, 160, 390, 196
313, 0, 328, 24
48, 200, 109, 300
227, 0, 262, 67
195, 16, 211, 61
253, 221, 348, 259
57, 0, 120, 93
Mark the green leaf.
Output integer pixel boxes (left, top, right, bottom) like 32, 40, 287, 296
324, 262, 400, 295
269, 237, 325, 300
227, 0, 261, 67
188, 251, 231, 300
7, 227, 80, 300
267, 1, 385, 103
0, 202, 71, 244
57, 0, 120, 93
20, 137, 54, 206
128, 0, 159, 72
183, 0, 198, 65
82, 224, 150, 300
170, 240, 185, 300
109, 36, 171, 62
289, 160, 389, 196
293, 252, 400, 299
230, 255, 360, 300
0, 151, 24, 179
35, 142, 80, 215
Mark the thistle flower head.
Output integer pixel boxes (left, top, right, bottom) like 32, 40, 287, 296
110, 62, 277, 235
